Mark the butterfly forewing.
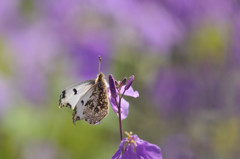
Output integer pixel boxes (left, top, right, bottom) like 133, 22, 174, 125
59, 80, 95, 109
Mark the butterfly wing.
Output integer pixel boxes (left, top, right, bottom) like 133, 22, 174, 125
72, 85, 97, 124
59, 80, 95, 110
73, 73, 109, 125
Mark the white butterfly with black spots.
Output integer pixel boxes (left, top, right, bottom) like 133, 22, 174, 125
59, 72, 109, 125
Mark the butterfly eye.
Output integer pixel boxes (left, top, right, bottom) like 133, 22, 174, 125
81, 100, 84, 105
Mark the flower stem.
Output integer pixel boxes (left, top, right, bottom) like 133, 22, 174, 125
114, 88, 127, 141
115, 96, 123, 141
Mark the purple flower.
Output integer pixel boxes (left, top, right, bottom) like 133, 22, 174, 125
108, 75, 139, 120
109, 96, 130, 120
112, 132, 162, 159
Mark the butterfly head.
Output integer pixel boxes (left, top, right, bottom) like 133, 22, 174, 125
96, 72, 105, 83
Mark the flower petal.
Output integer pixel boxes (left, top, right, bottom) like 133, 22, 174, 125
120, 98, 129, 120
112, 138, 127, 159
110, 96, 118, 113
121, 86, 139, 98
122, 144, 142, 159
109, 96, 129, 120
135, 140, 162, 159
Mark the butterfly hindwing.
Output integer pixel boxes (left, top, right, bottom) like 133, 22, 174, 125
59, 80, 95, 109
72, 73, 109, 125
72, 85, 97, 124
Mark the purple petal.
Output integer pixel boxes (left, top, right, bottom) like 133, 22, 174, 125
110, 96, 118, 113
122, 144, 141, 159
120, 98, 129, 120
109, 96, 129, 120
125, 75, 135, 91
109, 74, 117, 98
112, 138, 127, 159
135, 139, 162, 159
121, 86, 139, 98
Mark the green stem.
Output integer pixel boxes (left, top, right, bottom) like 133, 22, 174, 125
115, 89, 127, 141
115, 96, 123, 141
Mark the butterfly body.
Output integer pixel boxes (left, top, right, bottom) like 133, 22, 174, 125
59, 72, 109, 125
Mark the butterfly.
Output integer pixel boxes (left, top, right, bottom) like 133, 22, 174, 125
58, 57, 109, 125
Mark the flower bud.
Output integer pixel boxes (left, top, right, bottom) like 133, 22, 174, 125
125, 75, 134, 91
121, 77, 127, 86
109, 74, 117, 98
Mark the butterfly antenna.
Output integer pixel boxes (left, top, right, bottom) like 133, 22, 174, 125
98, 56, 102, 73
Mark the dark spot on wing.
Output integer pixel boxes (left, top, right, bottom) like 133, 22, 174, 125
81, 100, 84, 105
73, 88, 77, 95
66, 103, 72, 108
62, 90, 66, 98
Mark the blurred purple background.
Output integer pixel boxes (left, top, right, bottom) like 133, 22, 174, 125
0, 0, 240, 159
